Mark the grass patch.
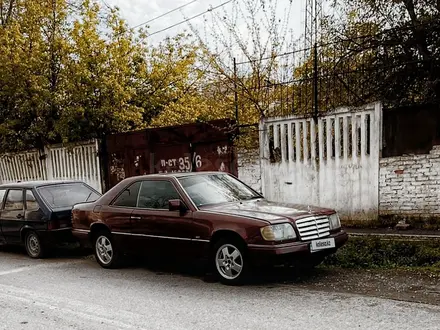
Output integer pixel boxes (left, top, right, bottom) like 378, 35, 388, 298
342, 215, 440, 230
323, 236, 440, 269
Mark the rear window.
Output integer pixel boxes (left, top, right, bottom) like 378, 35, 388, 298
37, 183, 101, 209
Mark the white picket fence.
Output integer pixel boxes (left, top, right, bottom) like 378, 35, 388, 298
0, 140, 102, 192
259, 102, 383, 221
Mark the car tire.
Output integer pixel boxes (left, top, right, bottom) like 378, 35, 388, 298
212, 238, 249, 285
94, 230, 121, 269
25, 231, 45, 259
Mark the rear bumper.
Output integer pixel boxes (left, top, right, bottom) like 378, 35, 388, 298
38, 228, 77, 246
248, 230, 348, 266
71, 229, 92, 248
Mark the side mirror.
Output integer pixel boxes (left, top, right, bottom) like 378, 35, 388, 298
169, 199, 187, 213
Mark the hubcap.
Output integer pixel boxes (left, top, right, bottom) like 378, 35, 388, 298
215, 244, 243, 280
96, 235, 113, 265
27, 234, 40, 257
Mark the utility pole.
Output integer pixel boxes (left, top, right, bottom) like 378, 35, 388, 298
233, 57, 239, 128
304, 0, 324, 122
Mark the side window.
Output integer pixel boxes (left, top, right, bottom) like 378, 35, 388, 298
4, 190, 24, 211
137, 180, 180, 209
112, 182, 141, 207
0, 189, 6, 209
26, 190, 39, 210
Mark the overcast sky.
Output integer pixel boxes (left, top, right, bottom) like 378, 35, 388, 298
104, 0, 308, 50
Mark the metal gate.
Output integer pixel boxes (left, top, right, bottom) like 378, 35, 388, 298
259, 102, 382, 221
105, 120, 237, 190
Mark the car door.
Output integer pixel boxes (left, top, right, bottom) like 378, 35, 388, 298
24, 189, 47, 232
0, 189, 6, 244
100, 181, 142, 254
1, 189, 25, 244
130, 179, 195, 260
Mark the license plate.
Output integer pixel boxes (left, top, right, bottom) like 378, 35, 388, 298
310, 238, 335, 252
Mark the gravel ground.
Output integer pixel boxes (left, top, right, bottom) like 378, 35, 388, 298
1, 246, 439, 329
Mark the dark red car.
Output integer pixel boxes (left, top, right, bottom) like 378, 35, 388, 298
72, 172, 348, 285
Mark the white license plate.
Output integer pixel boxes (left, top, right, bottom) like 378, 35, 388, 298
310, 238, 336, 252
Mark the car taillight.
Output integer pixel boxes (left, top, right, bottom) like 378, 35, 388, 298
48, 220, 60, 230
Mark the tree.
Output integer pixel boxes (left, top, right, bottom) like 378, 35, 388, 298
0, 0, 69, 151
189, 0, 296, 124
0, 0, 209, 151
56, 0, 145, 142
318, 0, 440, 108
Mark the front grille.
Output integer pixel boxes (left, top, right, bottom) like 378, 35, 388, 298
295, 216, 330, 241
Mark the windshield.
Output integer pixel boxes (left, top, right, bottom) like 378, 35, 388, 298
178, 174, 260, 207
38, 183, 101, 209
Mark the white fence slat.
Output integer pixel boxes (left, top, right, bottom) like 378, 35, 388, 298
273, 124, 279, 149
335, 117, 341, 159
280, 124, 287, 162
303, 120, 308, 162
361, 113, 367, 157
310, 120, 316, 162
318, 119, 324, 161
287, 123, 293, 162
295, 122, 301, 163
351, 115, 357, 159
343, 116, 349, 160
326, 118, 332, 160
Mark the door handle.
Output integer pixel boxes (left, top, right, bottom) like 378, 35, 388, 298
16, 214, 23, 219
130, 216, 141, 221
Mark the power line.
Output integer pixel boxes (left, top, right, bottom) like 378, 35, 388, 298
133, 0, 198, 29
147, 0, 234, 37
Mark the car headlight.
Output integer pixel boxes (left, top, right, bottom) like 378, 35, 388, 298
329, 213, 341, 230
260, 223, 296, 241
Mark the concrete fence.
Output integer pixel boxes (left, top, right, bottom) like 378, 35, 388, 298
0, 140, 102, 193
258, 102, 383, 221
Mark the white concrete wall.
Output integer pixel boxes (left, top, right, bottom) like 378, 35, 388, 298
379, 146, 440, 217
237, 149, 262, 193
260, 102, 383, 221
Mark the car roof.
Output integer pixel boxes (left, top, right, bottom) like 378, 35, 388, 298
119, 172, 232, 183
169, 171, 230, 178
0, 180, 83, 189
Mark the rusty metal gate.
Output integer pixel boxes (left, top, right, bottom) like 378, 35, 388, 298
104, 120, 237, 190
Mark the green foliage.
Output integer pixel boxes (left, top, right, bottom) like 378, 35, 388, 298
320, 0, 440, 109
323, 236, 440, 269
0, 0, 210, 151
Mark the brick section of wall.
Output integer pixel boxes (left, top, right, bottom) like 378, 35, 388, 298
379, 145, 440, 216
237, 149, 262, 193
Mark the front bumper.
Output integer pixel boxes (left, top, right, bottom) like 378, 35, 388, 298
248, 230, 348, 266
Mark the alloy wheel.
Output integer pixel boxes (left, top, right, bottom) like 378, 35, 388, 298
95, 235, 114, 265
215, 244, 244, 280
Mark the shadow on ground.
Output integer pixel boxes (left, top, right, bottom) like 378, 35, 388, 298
2, 245, 439, 306
0, 244, 91, 259
123, 256, 440, 306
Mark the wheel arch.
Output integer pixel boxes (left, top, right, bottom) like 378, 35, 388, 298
20, 225, 37, 242
89, 223, 111, 240
210, 229, 247, 250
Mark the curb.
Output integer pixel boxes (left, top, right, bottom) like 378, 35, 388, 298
346, 231, 440, 241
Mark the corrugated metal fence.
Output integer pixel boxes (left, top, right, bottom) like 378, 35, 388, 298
0, 140, 102, 192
